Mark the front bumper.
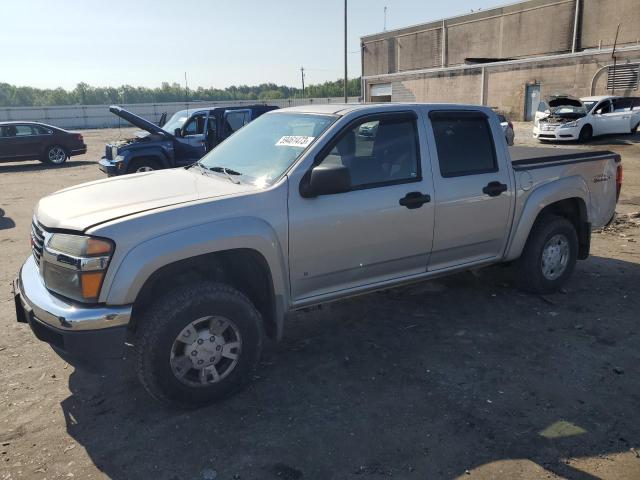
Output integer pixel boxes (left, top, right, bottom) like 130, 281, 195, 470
99, 157, 123, 176
533, 125, 580, 141
14, 255, 132, 363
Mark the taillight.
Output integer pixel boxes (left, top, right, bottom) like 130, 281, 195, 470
76, 133, 83, 142
616, 164, 623, 201
508, 121, 513, 129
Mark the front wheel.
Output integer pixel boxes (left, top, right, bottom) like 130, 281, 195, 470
578, 125, 592, 143
516, 215, 578, 294
134, 282, 264, 408
42, 145, 68, 165
127, 158, 158, 173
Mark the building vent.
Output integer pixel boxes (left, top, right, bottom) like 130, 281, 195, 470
607, 63, 640, 91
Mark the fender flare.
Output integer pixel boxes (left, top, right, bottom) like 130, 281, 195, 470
103, 216, 289, 331
504, 175, 590, 261
123, 147, 171, 169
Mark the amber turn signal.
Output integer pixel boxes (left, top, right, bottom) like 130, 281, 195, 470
81, 271, 105, 300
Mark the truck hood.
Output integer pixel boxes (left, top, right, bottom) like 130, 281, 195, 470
36, 168, 258, 231
109, 105, 171, 137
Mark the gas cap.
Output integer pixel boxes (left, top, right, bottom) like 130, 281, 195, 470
519, 171, 533, 191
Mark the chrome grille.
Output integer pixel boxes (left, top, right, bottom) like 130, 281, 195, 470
31, 221, 45, 266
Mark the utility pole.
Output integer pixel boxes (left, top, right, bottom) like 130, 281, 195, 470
344, 0, 348, 103
384, 6, 387, 31
300, 67, 305, 99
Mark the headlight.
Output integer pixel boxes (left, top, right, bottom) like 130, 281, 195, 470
42, 234, 114, 303
560, 121, 579, 129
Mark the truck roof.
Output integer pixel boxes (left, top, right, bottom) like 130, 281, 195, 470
276, 103, 497, 116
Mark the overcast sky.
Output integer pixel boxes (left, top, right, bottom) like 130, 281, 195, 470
1, 0, 508, 90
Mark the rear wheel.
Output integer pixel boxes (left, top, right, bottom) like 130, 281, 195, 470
578, 125, 593, 143
516, 215, 578, 294
127, 158, 159, 173
134, 282, 264, 408
42, 145, 68, 165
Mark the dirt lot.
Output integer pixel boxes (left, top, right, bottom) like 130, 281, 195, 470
1, 124, 639, 480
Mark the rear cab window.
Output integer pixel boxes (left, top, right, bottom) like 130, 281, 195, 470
429, 111, 498, 178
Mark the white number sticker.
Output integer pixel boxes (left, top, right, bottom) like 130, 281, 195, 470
275, 136, 315, 148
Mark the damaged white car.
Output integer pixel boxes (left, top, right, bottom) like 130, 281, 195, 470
533, 95, 640, 142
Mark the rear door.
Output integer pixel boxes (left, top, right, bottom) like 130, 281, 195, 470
11, 125, 41, 158
221, 110, 251, 140
426, 110, 513, 271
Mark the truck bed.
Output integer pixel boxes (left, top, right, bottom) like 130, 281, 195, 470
509, 146, 620, 170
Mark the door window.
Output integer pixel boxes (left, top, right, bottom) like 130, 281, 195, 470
183, 114, 206, 136
594, 101, 612, 115
430, 112, 497, 178
225, 111, 251, 133
33, 125, 53, 135
14, 125, 36, 136
317, 114, 420, 189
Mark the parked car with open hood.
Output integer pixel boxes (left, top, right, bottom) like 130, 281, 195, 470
98, 104, 278, 176
14, 103, 622, 407
533, 94, 640, 142
0, 121, 86, 165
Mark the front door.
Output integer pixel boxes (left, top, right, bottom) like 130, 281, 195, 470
426, 110, 513, 271
288, 111, 435, 301
175, 112, 208, 164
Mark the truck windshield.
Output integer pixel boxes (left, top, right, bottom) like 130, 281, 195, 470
199, 112, 336, 186
162, 111, 189, 134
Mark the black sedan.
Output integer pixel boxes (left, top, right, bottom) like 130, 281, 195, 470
0, 121, 86, 165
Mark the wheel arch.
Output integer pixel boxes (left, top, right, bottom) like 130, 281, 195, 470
505, 177, 590, 261
130, 248, 280, 340
101, 217, 289, 340
125, 147, 171, 169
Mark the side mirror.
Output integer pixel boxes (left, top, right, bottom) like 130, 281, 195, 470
301, 163, 351, 197
174, 128, 182, 137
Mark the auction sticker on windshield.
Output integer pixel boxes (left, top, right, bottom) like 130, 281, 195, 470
276, 136, 315, 148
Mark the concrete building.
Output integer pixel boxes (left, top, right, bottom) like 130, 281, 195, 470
361, 0, 640, 120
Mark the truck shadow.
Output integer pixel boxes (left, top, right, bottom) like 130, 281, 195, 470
0, 159, 95, 174
60, 255, 640, 479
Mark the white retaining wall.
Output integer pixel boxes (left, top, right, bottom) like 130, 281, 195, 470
0, 97, 360, 130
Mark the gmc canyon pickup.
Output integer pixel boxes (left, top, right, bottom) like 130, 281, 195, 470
14, 103, 622, 407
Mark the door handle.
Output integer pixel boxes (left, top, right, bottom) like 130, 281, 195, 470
482, 181, 508, 197
399, 191, 431, 209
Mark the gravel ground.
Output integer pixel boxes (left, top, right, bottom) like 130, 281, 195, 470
0, 124, 639, 480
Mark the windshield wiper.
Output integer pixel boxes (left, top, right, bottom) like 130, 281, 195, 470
185, 160, 203, 170
209, 166, 242, 184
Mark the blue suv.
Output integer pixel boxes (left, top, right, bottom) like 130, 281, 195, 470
99, 104, 277, 176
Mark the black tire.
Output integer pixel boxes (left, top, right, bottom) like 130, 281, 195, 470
632, 123, 639, 134
127, 158, 159, 174
578, 125, 592, 143
41, 145, 68, 165
134, 282, 264, 408
516, 215, 578, 294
